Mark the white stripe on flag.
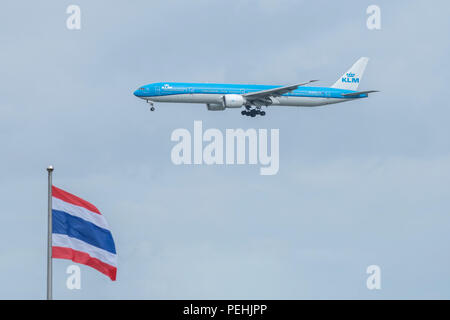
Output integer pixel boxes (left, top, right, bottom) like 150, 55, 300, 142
52, 197, 109, 230
52, 233, 117, 267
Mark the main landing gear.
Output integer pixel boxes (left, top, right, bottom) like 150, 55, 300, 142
241, 106, 266, 117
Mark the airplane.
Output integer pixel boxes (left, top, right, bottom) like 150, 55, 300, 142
133, 57, 378, 117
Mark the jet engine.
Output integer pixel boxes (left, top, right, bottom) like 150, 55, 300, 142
222, 94, 246, 108
206, 103, 226, 111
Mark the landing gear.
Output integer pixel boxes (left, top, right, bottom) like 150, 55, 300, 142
241, 107, 266, 117
147, 100, 155, 111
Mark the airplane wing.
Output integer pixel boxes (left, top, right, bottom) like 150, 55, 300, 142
341, 90, 379, 97
243, 80, 319, 100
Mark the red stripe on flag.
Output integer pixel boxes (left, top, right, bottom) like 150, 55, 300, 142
52, 186, 102, 215
53, 246, 116, 281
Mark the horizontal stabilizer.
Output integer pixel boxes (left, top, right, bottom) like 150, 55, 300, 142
342, 90, 379, 98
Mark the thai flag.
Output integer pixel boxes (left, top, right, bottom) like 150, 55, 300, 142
51, 186, 117, 281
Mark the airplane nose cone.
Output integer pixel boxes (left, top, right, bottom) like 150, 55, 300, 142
133, 89, 140, 97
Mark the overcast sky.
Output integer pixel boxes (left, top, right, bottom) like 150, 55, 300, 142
1, 0, 450, 299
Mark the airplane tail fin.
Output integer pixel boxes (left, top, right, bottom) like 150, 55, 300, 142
332, 57, 369, 91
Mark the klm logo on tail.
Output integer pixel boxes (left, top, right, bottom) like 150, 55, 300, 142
341, 72, 359, 84
331, 57, 368, 90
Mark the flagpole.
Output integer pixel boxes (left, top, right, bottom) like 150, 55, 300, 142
47, 165, 54, 300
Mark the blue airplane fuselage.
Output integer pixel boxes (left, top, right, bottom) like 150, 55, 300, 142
133, 57, 375, 114
134, 82, 367, 108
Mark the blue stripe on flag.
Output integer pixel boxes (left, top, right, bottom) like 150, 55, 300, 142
52, 209, 116, 254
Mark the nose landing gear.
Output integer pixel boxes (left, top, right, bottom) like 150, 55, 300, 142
147, 100, 155, 111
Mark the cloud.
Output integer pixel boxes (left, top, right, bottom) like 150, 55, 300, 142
0, 0, 449, 299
